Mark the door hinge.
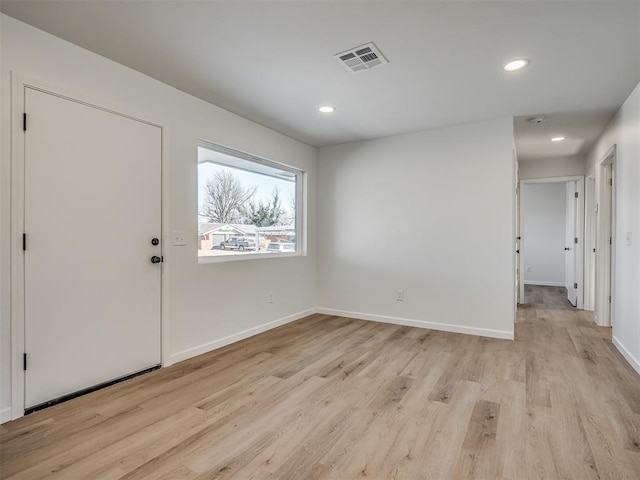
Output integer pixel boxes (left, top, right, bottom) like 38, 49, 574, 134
609, 178, 613, 186
609, 295, 612, 304
609, 237, 612, 245
574, 191, 579, 198
593, 248, 596, 253
23, 353, 27, 371
574, 237, 578, 244
574, 283, 578, 289
22, 233, 26, 251
23, 113, 27, 131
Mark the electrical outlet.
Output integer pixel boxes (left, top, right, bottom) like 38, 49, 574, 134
526, 265, 532, 273
172, 230, 186, 246
396, 290, 404, 302
268, 291, 273, 304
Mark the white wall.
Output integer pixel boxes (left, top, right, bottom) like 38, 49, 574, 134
0, 14, 317, 420
317, 118, 516, 339
519, 156, 586, 180
522, 183, 566, 286
586, 81, 640, 373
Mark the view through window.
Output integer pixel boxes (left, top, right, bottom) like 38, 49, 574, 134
197, 142, 302, 259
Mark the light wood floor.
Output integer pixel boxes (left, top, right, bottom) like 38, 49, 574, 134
2, 285, 640, 479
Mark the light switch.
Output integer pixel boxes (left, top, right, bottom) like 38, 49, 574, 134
172, 230, 186, 246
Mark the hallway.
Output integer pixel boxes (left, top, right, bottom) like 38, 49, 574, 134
516, 284, 640, 477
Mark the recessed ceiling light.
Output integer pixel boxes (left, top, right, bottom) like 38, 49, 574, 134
503, 59, 530, 72
551, 136, 566, 142
319, 105, 335, 113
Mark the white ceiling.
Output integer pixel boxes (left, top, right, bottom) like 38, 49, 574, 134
2, 1, 639, 160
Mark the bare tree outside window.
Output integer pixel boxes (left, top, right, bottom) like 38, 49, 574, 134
199, 170, 257, 224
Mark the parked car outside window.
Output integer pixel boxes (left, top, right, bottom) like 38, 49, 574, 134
266, 242, 295, 253
219, 237, 256, 251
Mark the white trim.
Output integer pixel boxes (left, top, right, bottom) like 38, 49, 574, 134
169, 309, 315, 364
518, 177, 524, 304
198, 251, 300, 264
10, 73, 170, 419
584, 173, 596, 311
521, 175, 585, 184
612, 336, 640, 376
316, 308, 514, 340
515, 151, 521, 307
595, 146, 616, 327
160, 109, 172, 369
0, 407, 12, 425
523, 281, 565, 287
10, 72, 26, 422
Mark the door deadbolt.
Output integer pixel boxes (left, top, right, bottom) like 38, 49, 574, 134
151, 238, 159, 246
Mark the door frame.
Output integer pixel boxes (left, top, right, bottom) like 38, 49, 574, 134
10, 73, 171, 421
513, 149, 520, 313
565, 180, 579, 306
518, 175, 585, 308
584, 173, 597, 311
595, 145, 616, 327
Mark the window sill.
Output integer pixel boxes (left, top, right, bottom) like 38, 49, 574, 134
198, 251, 302, 264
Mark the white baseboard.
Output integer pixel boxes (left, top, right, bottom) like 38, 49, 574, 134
524, 281, 565, 287
316, 308, 514, 340
612, 336, 640, 376
169, 308, 316, 364
1, 407, 12, 424
3, 306, 515, 420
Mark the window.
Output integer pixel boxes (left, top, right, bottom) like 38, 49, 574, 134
197, 141, 303, 261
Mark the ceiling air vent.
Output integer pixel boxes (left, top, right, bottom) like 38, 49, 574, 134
335, 42, 388, 73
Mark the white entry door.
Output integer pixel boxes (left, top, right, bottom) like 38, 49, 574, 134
24, 88, 162, 409
565, 181, 578, 306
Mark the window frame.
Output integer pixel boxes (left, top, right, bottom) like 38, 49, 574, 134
197, 140, 305, 264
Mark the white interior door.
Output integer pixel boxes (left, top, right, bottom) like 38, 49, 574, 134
585, 176, 596, 311
603, 164, 615, 326
24, 88, 162, 409
565, 181, 578, 306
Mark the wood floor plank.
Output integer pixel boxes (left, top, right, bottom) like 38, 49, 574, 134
494, 380, 527, 480
2, 285, 640, 479
317, 406, 415, 478
453, 400, 501, 479
418, 380, 484, 478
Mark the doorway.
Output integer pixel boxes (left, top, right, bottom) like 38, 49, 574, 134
519, 176, 585, 308
13, 82, 163, 415
595, 147, 616, 327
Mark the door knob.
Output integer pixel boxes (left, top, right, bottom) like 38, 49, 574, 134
151, 256, 163, 264
564, 247, 570, 251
